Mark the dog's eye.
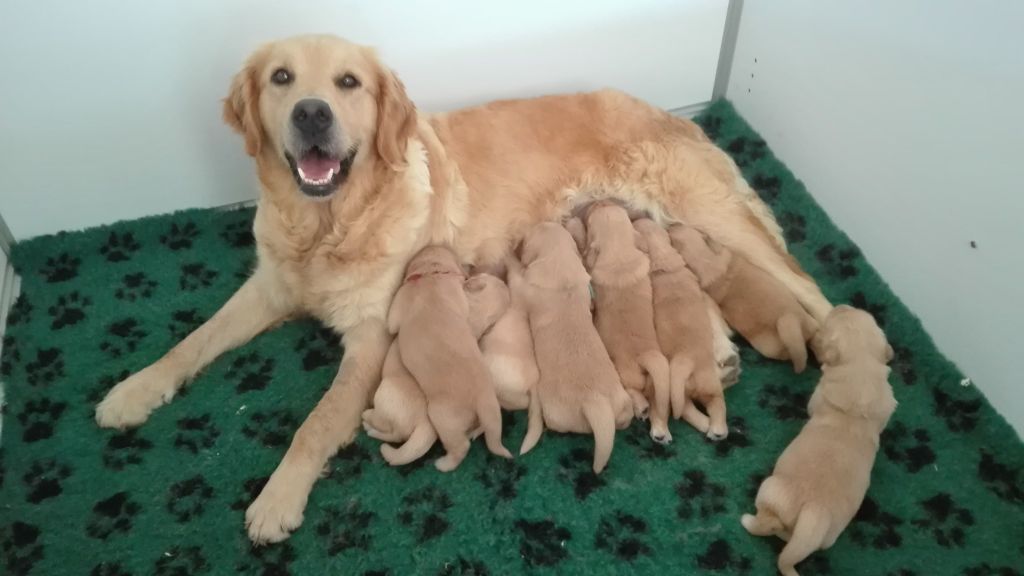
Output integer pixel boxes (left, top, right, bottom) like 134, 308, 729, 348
336, 73, 360, 90
270, 68, 293, 85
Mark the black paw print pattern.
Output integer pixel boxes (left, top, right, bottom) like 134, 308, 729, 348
557, 446, 606, 500
778, 212, 807, 244
694, 114, 722, 141
99, 318, 147, 358
891, 343, 918, 385
1, 521, 44, 576
91, 561, 133, 576
696, 539, 752, 573
594, 511, 651, 561
242, 409, 297, 448
326, 443, 373, 483
751, 174, 782, 204
166, 475, 214, 523
1, 335, 19, 378
848, 496, 903, 550
100, 231, 141, 262
757, 382, 807, 420
6, 294, 33, 326
48, 290, 92, 329
815, 243, 860, 280
40, 252, 81, 283
226, 352, 275, 393
623, 420, 675, 459
87, 370, 130, 404
849, 291, 887, 328
22, 458, 72, 504
316, 500, 376, 556
153, 545, 209, 576
977, 450, 1024, 504
933, 388, 981, 433
231, 476, 270, 512
961, 563, 1023, 576
221, 217, 255, 249
725, 136, 767, 168
86, 491, 141, 540
882, 422, 936, 473
236, 542, 297, 576
912, 492, 974, 548
179, 262, 218, 291
103, 430, 154, 470
713, 416, 752, 457
25, 347, 65, 387
114, 272, 157, 302
174, 414, 220, 454
476, 454, 526, 500
17, 398, 67, 442
397, 486, 453, 543
295, 326, 343, 371
437, 557, 490, 576
168, 309, 205, 341
676, 470, 727, 520
514, 519, 572, 568
160, 221, 200, 251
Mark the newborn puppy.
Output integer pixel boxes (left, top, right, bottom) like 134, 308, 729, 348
475, 270, 544, 455
387, 246, 513, 471
634, 218, 727, 440
580, 203, 672, 443
670, 224, 818, 372
515, 222, 633, 473
742, 306, 896, 576
361, 341, 436, 465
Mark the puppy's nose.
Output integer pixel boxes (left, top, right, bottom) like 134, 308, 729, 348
291, 99, 333, 136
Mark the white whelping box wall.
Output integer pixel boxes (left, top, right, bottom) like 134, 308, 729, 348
0, 0, 729, 240
727, 0, 1024, 434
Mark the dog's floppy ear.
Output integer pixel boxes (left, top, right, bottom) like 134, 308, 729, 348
223, 55, 264, 157
375, 65, 417, 170
564, 217, 587, 255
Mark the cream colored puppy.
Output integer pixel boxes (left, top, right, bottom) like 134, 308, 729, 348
387, 246, 512, 471
742, 306, 896, 576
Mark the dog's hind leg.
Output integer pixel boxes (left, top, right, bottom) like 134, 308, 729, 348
381, 421, 437, 465
741, 510, 784, 537
430, 409, 472, 473
476, 391, 513, 459
669, 354, 694, 420
638, 350, 672, 444
777, 504, 831, 576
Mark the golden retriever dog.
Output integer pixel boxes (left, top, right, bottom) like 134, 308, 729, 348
742, 306, 896, 576
93, 34, 831, 543
580, 202, 671, 444
670, 224, 819, 372
514, 222, 633, 473
387, 246, 512, 471
633, 218, 727, 439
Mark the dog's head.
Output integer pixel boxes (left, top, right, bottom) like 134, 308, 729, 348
223, 35, 416, 200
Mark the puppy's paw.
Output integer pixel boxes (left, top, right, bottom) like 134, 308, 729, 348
705, 426, 729, 442
434, 453, 465, 472
740, 513, 758, 533
95, 367, 178, 429
245, 474, 306, 544
650, 428, 673, 445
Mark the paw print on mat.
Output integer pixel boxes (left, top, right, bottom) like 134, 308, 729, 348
6, 294, 33, 326
815, 243, 860, 280
696, 539, 752, 573
1, 336, 18, 378
557, 446, 606, 500
848, 496, 903, 549
48, 290, 92, 329
231, 476, 269, 511
90, 561, 132, 576
594, 511, 651, 561
676, 470, 727, 520
114, 272, 157, 301
295, 326, 343, 371
912, 492, 974, 548
397, 486, 453, 543
933, 388, 981, 433
316, 499, 376, 556
221, 217, 255, 248
25, 347, 65, 386
22, 458, 72, 504
757, 382, 807, 420
623, 419, 675, 459
166, 475, 214, 523
882, 422, 936, 473
100, 231, 141, 262
40, 252, 81, 283
751, 173, 782, 204
179, 262, 218, 291
168, 309, 205, 341
17, 398, 67, 442
890, 343, 918, 385
325, 442, 373, 483
87, 370, 130, 404
103, 430, 154, 470
778, 212, 806, 244
242, 409, 297, 448
977, 450, 1024, 504
236, 542, 297, 576
1, 521, 44, 576
961, 563, 1024, 576
153, 545, 209, 576
99, 318, 147, 358
725, 136, 767, 168
713, 416, 752, 457
849, 291, 887, 328
226, 351, 275, 392
160, 221, 200, 250
437, 557, 490, 576
476, 453, 526, 500
174, 414, 220, 454
514, 519, 572, 568
86, 491, 141, 540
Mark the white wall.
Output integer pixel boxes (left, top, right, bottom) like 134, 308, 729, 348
0, 0, 727, 240
729, 0, 1024, 433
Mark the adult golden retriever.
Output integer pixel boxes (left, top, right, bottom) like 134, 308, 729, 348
95, 35, 832, 544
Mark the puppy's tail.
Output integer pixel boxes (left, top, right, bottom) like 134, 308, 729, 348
778, 504, 831, 576
582, 397, 617, 474
520, 385, 544, 455
381, 421, 437, 466
477, 392, 513, 459
778, 314, 808, 373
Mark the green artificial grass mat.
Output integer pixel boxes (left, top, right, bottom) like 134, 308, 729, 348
1, 100, 1022, 576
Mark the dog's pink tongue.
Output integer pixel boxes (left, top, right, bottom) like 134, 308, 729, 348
298, 154, 341, 181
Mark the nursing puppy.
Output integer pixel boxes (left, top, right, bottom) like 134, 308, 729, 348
670, 224, 818, 372
634, 219, 727, 440
476, 269, 544, 455
580, 203, 672, 443
742, 306, 896, 576
387, 246, 513, 471
515, 222, 633, 473
361, 342, 435, 465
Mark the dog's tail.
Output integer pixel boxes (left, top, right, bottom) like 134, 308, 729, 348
381, 421, 437, 466
777, 503, 831, 576
638, 350, 672, 441
477, 392, 513, 459
778, 314, 808, 373
520, 385, 544, 455
582, 397, 617, 474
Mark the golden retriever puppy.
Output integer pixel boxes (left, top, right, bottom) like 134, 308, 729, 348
670, 224, 818, 372
361, 342, 434, 465
515, 222, 633, 473
475, 270, 544, 455
387, 246, 512, 471
742, 305, 896, 576
581, 203, 672, 444
633, 218, 727, 440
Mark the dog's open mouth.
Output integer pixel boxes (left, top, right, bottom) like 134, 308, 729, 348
285, 146, 357, 198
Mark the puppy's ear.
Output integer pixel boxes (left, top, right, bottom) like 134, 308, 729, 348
464, 275, 486, 293
375, 64, 417, 170
633, 229, 649, 253
564, 217, 587, 255
223, 56, 264, 157
811, 329, 841, 366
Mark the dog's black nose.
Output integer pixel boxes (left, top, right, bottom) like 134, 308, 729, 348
291, 99, 333, 135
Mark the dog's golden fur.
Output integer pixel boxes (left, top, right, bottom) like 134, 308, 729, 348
93, 34, 831, 543
742, 306, 896, 576
633, 218, 727, 439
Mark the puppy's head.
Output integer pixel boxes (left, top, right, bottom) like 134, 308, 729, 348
812, 305, 893, 366
406, 245, 463, 278
667, 224, 730, 284
464, 274, 510, 337
520, 222, 590, 288
224, 35, 416, 200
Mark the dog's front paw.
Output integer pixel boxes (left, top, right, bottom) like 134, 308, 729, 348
245, 475, 306, 544
95, 367, 178, 429
650, 427, 673, 445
